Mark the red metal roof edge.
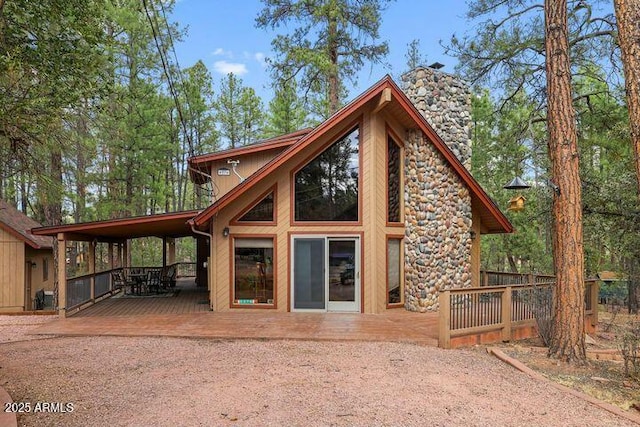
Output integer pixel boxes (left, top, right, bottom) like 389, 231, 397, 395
31, 209, 201, 236
193, 75, 512, 234
0, 220, 48, 249
188, 128, 313, 165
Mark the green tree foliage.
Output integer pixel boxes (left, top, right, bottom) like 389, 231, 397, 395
215, 73, 243, 148
256, 0, 391, 118
178, 60, 217, 209
404, 39, 428, 72
0, 0, 106, 222
239, 86, 265, 145
265, 79, 308, 137
215, 73, 264, 148
471, 90, 552, 273
447, 0, 617, 119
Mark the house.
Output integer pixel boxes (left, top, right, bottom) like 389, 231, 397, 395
0, 199, 54, 312
33, 67, 512, 317
188, 68, 512, 313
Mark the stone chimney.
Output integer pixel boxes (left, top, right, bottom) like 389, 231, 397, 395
400, 65, 474, 312
401, 66, 473, 170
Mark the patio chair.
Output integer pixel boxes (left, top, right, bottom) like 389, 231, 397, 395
161, 265, 177, 288
145, 269, 162, 294
33, 289, 45, 310
112, 270, 136, 294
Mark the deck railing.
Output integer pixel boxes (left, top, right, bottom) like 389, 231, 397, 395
64, 264, 195, 312
480, 270, 556, 287
439, 277, 599, 349
66, 270, 115, 310
174, 262, 196, 277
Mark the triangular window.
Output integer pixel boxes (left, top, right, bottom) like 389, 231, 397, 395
237, 191, 275, 222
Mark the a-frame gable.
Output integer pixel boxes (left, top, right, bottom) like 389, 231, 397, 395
192, 75, 512, 234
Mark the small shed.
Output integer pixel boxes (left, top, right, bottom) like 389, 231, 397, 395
0, 200, 54, 312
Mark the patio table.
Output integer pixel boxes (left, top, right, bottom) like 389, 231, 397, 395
128, 273, 147, 295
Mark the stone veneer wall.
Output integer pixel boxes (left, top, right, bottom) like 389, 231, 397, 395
401, 67, 474, 312
401, 67, 473, 170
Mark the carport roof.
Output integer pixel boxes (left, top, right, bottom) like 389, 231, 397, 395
31, 210, 201, 240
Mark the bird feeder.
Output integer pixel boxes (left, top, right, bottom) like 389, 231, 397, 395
507, 195, 526, 212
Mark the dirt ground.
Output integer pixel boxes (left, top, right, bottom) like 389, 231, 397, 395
498, 308, 640, 412
0, 315, 637, 426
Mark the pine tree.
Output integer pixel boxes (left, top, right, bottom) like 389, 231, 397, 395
256, 0, 391, 118
265, 80, 308, 137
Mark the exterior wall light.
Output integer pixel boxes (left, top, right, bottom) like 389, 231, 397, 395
222, 227, 230, 237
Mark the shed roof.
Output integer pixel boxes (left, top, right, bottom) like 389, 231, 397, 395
31, 210, 201, 240
0, 199, 53, 249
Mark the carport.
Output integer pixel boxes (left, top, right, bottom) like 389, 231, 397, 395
31, 210, 210, 317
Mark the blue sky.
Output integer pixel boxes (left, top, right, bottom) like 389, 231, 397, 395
170, 1, 472, 103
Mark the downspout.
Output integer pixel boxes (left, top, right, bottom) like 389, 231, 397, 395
189, 219, 213, 240
189, 218, 214, 310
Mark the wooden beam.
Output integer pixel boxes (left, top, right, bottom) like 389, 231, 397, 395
372, 87, 392, 114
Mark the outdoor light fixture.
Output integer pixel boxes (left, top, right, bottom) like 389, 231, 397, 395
222, 227, 230, 237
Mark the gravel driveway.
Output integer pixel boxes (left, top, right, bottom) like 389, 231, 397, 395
0, 317, 636, 426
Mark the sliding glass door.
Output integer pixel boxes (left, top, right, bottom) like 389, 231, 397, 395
292, 236, 360, 312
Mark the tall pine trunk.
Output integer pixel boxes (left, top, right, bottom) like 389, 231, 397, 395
327, 12, 339, 114
613, 0, 640, 199
545, 0, 586, 363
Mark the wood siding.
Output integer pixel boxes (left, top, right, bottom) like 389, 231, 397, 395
25, 247, 54, 303
208, 148, 285, 200
0, 228, 25, 312
207, 99, 481, 314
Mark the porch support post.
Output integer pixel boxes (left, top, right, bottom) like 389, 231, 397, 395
123, 240, 129, 268
116, 242, 123, 268
162, 237, 167, 268
501, 286, 512, 342
168, 238, 176, 265
438, 290, 451, 349
108, 243, 114, 270
57, 233, 67, 318
88, 240, 96, 301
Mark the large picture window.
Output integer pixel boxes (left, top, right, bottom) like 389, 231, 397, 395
294, 126, 360, 222
233, 238, 274, 306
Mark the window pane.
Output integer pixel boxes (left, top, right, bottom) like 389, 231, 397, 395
387, 239, 401, 304
234, 238, 274, 305
238, 192, 274, 222
295, 127, 359, 221
387, 136, 401, 223
293, 238, 325, 309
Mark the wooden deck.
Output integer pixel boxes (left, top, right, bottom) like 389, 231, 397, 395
31, 279, 439, 346
72, 278, 210, 317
